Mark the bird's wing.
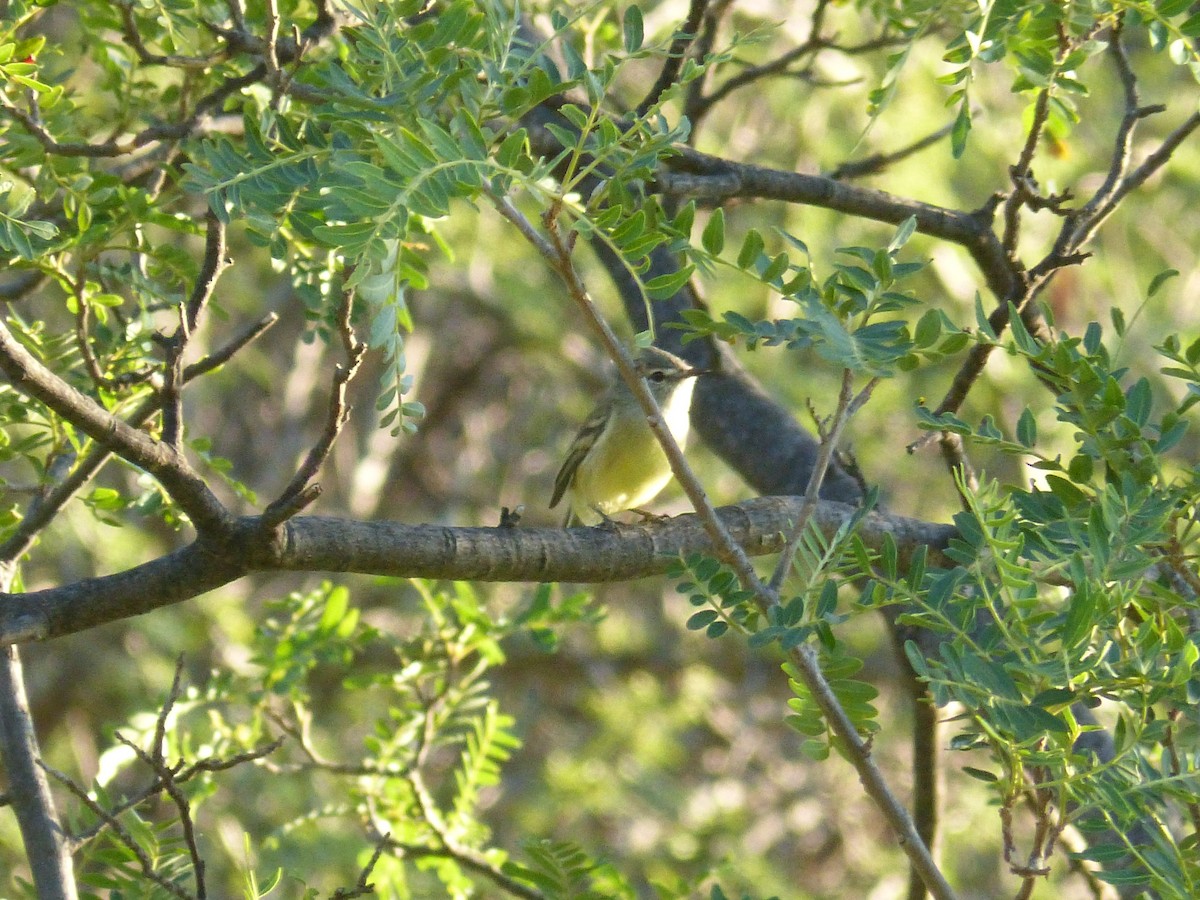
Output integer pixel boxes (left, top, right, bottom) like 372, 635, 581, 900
550, 397, 611, 509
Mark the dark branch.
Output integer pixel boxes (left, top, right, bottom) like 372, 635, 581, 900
161, 210, 230, 451
186, 209, 229, 332
657, 147, 1019, 302
118, 1, 224, 68
634, 0, 709, 117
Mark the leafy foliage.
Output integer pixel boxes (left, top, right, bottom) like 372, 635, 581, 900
884, 319, 1200, 893
47, 580, 604, 897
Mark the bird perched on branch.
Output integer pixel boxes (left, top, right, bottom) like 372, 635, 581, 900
551, 346, 706, 526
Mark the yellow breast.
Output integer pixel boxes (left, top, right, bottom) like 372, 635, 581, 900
567, 378, 696, 524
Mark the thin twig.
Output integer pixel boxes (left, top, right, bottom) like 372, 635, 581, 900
152, 656, 187, 767
634, 0, 709, 117
389, 766, 545, 900
72, 274, 110, 392
384, 837, 545, 899
264, 708, 407, 776
681, 0, 734, 129
261, 287, 365, 526
70, 737, 284, 848
1001, 86, 1052, 257
114, 730, 207, 899
768, 370, 879, 594
42, 760, 195, 900
1061, 19, 1141, 250
184, 312, 279, 380
331, 833, 389, 899
161, 210, 230, 450
827, 122, 954, 180
689, 0, 903, 119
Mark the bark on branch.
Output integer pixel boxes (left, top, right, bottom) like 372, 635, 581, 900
0, 497, 954, 646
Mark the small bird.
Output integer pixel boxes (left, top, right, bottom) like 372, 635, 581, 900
550, 346, 706, 525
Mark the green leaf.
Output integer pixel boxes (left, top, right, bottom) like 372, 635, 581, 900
1061, 583, 1096, 649
643, 266, 693, 300
913, 308, 941, 349
961, 766, 998, 782
1125, 377, 1152, 426
1007, 303, 1040, 355
701, 208, 725, 255
1067, 454, 1093, 483
1110, 305, 1126, 336
736, 228, 764, 269
888, 215, 917, 252
1046, 474, 1087, 505
318, 586, 349, 634
1016, 408, 1037, 448
950, 101, 971, 158
1148, 268, 1179, 298
962, 653, 1021, 701
706, 620, 729, 639
622, 6, 644, 54
974, 293, 997, 340
1181, 11, 1200, 38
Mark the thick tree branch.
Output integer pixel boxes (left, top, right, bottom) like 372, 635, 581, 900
0, 498, 955, 646
0, 648, 76, 900
657, 147, 1018, 302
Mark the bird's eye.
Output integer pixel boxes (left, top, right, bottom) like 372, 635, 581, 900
648, 370, 667, 382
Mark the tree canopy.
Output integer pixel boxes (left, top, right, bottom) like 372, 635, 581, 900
1, 1, 1200, 898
